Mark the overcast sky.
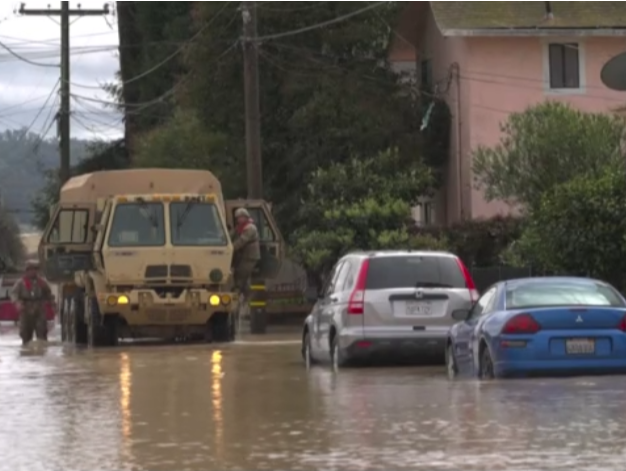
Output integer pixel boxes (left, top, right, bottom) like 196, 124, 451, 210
0, 0, 121, 141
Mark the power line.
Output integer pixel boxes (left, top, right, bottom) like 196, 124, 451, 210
114, 1, 233, 88
0, 39, 59, 67
251, 1, 388, 42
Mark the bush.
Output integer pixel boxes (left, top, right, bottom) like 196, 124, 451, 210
517, 167, 626, 289
0, 204, 25, 270
472, 101, 625, 211
414, 215, 524, 267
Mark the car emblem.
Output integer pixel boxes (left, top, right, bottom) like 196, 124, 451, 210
576, 315, 583, 323
415, 290, 424, 299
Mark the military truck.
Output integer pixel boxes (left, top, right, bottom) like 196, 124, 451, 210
38, 169, 283, 346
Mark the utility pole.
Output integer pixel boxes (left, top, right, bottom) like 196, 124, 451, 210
18, 2, 110, 185
241, 1, 263, 199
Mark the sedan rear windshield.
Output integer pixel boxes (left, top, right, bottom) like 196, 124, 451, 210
506, 281, 626, 309
365, 256, 467, 290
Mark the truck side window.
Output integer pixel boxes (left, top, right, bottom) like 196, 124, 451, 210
48, 209, 89, 244
233, 208, 275, 242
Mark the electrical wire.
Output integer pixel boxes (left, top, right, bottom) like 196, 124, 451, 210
0, 39, 59, 67
110, 1, 233, 88
70, 39, 239, 110
251, 1, 388, 42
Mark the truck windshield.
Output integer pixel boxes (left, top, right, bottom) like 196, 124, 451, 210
170, 202, 228, 246
108, 203, 166, 247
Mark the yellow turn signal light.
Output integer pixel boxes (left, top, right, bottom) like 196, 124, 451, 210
107, 295, 130, 306
209, 295, 221, 306
220, 295, 231, 305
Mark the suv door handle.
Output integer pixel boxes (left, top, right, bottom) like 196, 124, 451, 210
330, 296, 339, 303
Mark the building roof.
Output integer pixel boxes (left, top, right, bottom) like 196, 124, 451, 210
431, 1, 626, 36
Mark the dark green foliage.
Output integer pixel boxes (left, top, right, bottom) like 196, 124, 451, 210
472, 101, 625, 211
291, 148, 444, 281
415, 215, 525, 267
0, 203, 25, 270
179, 2, 434, 234
516, 167, 626, 289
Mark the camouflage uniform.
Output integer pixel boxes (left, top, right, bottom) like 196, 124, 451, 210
11, 264, 52, 345
232, 208, 260, 297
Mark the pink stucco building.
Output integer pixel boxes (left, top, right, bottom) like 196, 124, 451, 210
391, 1, 626, 226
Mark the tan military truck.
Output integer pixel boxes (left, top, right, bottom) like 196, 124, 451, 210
38, 169, 283, 346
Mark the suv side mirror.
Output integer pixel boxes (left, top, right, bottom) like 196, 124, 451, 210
452, 309, 470, 322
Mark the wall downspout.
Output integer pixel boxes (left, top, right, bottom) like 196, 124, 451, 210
452, 62, 465, 221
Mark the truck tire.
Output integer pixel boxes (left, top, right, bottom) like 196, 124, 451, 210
87, 296, 118, 348
67, 293, 88, 346
250, 309, 267, 335
210, 312, 234, 343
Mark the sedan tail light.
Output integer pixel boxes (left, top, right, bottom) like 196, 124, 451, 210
502, 313, 541, 335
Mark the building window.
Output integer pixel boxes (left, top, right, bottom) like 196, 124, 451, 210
548, 43, 580, 89
421, 59, 433, 92
412, 200, 435, 227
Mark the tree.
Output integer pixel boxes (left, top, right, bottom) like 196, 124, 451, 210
472, 101, 626, 211
291, 148, 446, 287
0, 203, 25, 270
179, 2, 433, 236
133, 109, 230, 178
516, 166, 626, 289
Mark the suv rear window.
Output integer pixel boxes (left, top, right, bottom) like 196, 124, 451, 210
365, 255, 467, 290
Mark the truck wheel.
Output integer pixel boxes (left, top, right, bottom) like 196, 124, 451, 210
210, 313, 233, 343
87, 297, 118, 347
70, 293, 88, 345
250, 308, 267, 335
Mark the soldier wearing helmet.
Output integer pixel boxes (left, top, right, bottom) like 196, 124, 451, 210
11, 260, 53, 346
231, 208, 260, 298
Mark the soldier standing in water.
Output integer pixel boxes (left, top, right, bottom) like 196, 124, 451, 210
11, 260, 53, 346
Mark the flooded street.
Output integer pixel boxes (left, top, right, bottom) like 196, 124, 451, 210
1, 323, 626, 470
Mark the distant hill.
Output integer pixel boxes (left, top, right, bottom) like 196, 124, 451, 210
0, 129, 91, 225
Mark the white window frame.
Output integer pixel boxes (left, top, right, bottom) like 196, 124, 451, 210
542, 39, 586, 95
412, 197, 436, 227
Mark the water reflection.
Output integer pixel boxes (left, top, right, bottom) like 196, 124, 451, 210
211, 350, 223, 461
119, 352, 132, 465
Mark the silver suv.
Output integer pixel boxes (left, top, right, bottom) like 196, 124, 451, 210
301, 251, 479, 368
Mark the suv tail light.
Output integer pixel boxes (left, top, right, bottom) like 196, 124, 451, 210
619, 314, 626, 332
348, 260, 370, 315
455, 258, 479, 303
502, 313, 541, 335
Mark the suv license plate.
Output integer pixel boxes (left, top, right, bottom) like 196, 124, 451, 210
566, 338, 595, 355
406, 301, 432, 316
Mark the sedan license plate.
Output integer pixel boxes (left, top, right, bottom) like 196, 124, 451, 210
566, 338, 595, 355
406, 301, 432, 317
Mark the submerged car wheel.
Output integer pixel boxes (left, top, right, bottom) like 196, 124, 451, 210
331, 336, 347, 371
479, 344, 495, 380
446, 343, 458, 379
302, 332, 315, 368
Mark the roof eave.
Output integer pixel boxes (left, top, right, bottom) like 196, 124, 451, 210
441, 28, 626, 37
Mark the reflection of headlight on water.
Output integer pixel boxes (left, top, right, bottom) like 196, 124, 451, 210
119, 352, 132, 462
211, 350, 224, 457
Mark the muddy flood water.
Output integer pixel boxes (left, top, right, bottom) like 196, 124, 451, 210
2, 323, 626, 470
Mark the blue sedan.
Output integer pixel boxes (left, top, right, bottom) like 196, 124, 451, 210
446, 277, 626, 379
